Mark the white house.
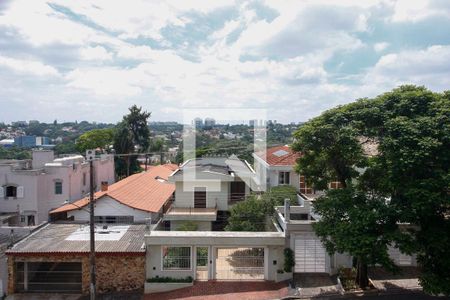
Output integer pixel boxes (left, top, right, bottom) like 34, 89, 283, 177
0, 150, 115, 226
163, 155, 256, 231
50, 164, 177, 224
253, 145, 301, 191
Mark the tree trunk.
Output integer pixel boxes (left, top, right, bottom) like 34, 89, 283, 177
355, 258, 369, 289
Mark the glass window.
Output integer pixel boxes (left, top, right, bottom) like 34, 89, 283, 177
278, 172, 290, 185
54, 181, 63, 195
162, 246, 191, 270
6, 185, 17, 198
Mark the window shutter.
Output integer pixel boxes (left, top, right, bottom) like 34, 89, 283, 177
17, 186, 24, 198
0, 186, 4, 198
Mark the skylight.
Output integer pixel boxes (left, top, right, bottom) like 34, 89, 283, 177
273, 150, 289, 157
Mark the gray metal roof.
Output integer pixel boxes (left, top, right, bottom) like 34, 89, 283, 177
6, 223, 146, 254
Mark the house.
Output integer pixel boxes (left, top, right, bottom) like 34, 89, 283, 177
254, 145, 341, 198
0, 150, 115, 226
6, 223, 146, 294
253, 145, 302, 191
275, 198, 417, 277
50, 164, 177, 224
144, 156, 288, 287
163, 155, 256, 231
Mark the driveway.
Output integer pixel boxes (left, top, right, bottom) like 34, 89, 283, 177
293, 273, 342, 298
368, 267, 421, 291
144, 281, 291, 300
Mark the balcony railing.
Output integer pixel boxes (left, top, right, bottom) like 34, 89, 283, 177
229, 192, 246, 204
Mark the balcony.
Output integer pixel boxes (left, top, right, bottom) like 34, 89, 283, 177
163, 206, 218, 221
228, 192, 246, 205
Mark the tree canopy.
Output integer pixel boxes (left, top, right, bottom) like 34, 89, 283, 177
292, 85, 450, 294
75, 128, 114, 153
113, 105, 151, 177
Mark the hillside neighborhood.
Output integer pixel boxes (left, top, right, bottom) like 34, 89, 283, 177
1, 85, 448, 299
0, 1, 449, 300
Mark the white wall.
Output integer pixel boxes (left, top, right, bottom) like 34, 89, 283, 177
68, 196, 157, 223
174, 181, 230, 210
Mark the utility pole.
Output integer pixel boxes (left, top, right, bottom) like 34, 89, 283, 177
86, 150, 96, 300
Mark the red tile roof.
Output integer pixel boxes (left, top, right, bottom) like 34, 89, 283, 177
255, 145, 301, 166
50, 164, 176, 214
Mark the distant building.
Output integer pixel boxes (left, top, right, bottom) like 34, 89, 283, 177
11, 121, 27, 127
28, 120, 39, 125
194, 117, 203, 129
13, 135, 53, 148
0, 150, 115, 226
0, 139, 14, 148
204, 117, 216, 128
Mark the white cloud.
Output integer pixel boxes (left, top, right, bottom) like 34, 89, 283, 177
374, 42, 389, 52
80, 46, 113, 61
0, 55, 59, 76
364, 45, 450, 91
391, 0, 450, 22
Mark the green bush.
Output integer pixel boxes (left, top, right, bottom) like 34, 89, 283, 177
283, 248, 295, 273
177, 221, 198, 231
147, 276, 193, 283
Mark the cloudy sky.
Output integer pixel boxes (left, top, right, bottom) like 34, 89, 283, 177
0, 0, 449, 124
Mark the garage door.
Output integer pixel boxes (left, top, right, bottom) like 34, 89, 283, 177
15, 262, 82, 293
215, 247, 265, 280
294, 235, 327, 273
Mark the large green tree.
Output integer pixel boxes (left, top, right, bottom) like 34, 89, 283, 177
292, 101, 399, 288
75, 128, 114, 153
292, 85, 450, 294
113, 105, 151, 177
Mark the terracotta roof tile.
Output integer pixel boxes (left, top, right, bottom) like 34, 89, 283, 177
255, 145, 301, 166
50, 164, 175, 214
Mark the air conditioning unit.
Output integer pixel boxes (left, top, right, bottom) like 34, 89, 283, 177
86, 149, 95, 161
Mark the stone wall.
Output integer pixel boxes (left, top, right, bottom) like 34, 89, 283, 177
7, 254, 145, 295
96, 255, 145, 293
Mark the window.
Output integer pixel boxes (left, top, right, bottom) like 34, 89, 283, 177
162, 246, 191, 270
82, 173, 86, 186
329, 181, 343, 189
94, 216, 134, 224
6, 185, 17, 198
278, 172, 290, 185
194, 188, 206, 208
54, 181, 63, 195
299, 176, 313, 194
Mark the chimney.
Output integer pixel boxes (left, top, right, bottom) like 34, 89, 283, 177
101, 181, 108, 192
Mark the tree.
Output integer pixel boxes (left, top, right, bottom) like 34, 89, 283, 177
369, 86, 450, 295
75, 128, 114, 153
123, 105, 151, 151
292, 85, 450, 294
113, 105, 151, 177
292, 103, 399, 288
225, 195, 272, 231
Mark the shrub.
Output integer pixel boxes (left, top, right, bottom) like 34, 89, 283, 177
147, 276, 193, 283
283, 248, 295, 272
177, 221, 198, 231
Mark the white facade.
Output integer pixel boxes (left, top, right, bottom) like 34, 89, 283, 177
0, 150, 115, 225
253, 154, 300, 191
68, 196, 160, 223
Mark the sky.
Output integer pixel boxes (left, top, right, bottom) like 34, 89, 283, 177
0, 0, 449, 124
